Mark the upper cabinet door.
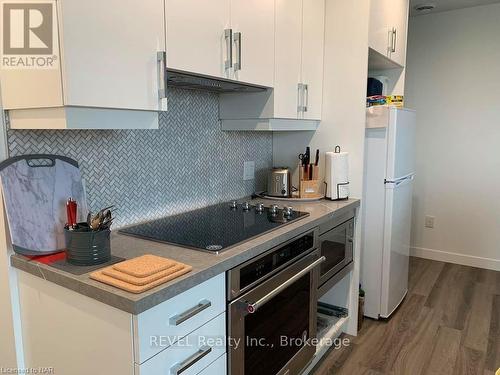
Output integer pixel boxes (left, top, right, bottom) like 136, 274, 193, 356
274, 0, 302, 119
60, 0, 165, 111
230, 0, 274, 87
300, 0, 325, 120
166, 0, 231, 79
369, 0, 391, 58
388, 0, 409, 66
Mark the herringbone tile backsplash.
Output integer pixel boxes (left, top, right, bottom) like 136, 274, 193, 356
7, 88, 272, 227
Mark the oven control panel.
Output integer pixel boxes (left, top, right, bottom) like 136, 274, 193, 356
239, 232, 315, 291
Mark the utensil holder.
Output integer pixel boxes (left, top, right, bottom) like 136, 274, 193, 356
299, 164, 320, 181
64, 223, 111, 266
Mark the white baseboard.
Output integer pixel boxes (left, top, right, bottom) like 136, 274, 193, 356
410, 246, 500, 271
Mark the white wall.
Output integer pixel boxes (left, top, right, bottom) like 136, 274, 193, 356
405, 4, 500, 270
273, 0, 370, 334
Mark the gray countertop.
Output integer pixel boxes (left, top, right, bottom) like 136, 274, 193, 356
11, 198, 360, 314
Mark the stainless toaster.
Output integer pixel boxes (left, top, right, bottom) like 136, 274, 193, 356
267, 167, 291, 197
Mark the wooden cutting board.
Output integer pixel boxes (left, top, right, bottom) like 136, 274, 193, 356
0, 155, 88, 256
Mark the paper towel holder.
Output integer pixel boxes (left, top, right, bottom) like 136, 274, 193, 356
324, 181, 350, 201
325, 145, 350, 201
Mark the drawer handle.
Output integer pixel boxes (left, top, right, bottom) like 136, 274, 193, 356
169, 300, 212, 326
170, 346, 212, 375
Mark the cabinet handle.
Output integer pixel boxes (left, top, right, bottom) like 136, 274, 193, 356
233, 31, 242, 71
297, 83, 302, 113
224, 28, 233, 69
169, 299, 212, 326
157, 51, 167, 100
297, 83, 305, 113
170, 346, 212, 375
303, 84, 309, 112
391, 28, 397, 53
392, 28, 397, 53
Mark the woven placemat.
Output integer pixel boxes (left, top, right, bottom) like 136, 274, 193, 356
112, 254, 178, 277
90, 263, 192, 293
102, 263, 185, 286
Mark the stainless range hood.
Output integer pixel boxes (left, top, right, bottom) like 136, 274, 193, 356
166, 68, 268, 93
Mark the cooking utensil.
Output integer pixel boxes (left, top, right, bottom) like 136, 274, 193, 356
89, 206, 115, 231
315, 149, 320, 166
305, 147, 310, 165
0, 155, 87, 256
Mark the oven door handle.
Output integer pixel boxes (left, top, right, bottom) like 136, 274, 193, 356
245, 256, 326, 314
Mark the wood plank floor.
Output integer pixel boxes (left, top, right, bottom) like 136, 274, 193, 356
312, 257, 500, 375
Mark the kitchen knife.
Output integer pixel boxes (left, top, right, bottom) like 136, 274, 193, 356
305, 147, 310, 165
315, 149, 320, 166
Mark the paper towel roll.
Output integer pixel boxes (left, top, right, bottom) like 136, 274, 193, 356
325, 151, 349, 200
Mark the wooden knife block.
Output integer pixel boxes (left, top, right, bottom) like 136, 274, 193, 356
299, 165, 321, 198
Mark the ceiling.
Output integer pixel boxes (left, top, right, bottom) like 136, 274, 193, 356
410, 0, 500, 16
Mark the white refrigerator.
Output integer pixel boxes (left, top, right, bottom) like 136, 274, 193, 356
362, 107, 416, 319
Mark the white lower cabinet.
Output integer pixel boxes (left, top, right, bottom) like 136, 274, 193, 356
199, 354, 227, 375
16, 270, 228, 375
133, 273, 226, 363
135, 313, 226, 375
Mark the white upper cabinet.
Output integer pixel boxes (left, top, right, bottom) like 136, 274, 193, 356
274, 0, 324, 120
230, 0, 275, 87
165, 0, 274, 87
300, 0, 325, 120
165, 0, 231, 79
274, 0, 302, 119
369, 0, 391, 59
388, 0, 409, 66
1, 0, 166, 129
219, 0, 325, 130
61, 0, 166, 111
368, 0, 408, 67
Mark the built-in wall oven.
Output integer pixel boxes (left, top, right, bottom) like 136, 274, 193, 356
318, 213, 355, 297
227, 230, 324, 375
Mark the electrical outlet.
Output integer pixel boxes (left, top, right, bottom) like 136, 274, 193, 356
425, 215, 435, 228
243, 161, 255, 181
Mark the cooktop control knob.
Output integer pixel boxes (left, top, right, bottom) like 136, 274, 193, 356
270, 204, 279, 214
229, 201, 237, 209
284, 206, 294, 217
242, 202, 250, 211
255, 203, 265, 212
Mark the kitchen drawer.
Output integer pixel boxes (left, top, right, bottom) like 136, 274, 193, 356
133, 273, 225, 363
135, 313, 226, 375
199, 354, 227, 375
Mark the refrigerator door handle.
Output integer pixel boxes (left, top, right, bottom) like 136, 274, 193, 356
384, 174, 415, 185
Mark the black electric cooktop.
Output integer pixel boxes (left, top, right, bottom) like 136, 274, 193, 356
119, 201, 309, 253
